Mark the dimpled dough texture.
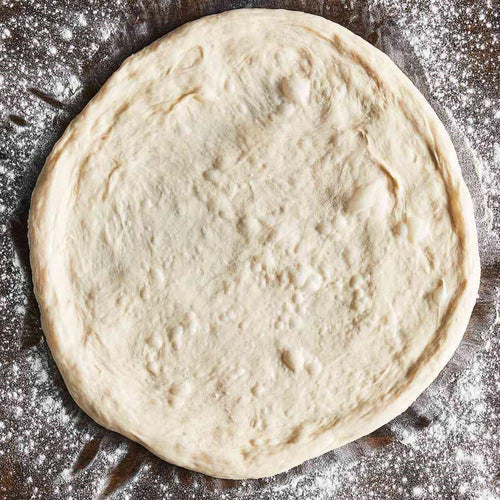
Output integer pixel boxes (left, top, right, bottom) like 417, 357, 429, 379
29, 9, 480, 479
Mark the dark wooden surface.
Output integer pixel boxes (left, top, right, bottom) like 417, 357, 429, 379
0, 0, 498, 498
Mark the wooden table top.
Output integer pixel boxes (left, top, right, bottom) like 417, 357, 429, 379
0, 1, 498, 498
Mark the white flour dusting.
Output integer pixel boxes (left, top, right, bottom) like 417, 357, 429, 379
0, 0, 498, 499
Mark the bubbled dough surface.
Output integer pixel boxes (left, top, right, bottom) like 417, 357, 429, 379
29, 9, 480, 479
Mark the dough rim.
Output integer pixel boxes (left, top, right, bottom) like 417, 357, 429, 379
28, 9, 480, 479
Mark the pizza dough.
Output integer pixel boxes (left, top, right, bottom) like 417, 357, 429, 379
29, 9, 480, 479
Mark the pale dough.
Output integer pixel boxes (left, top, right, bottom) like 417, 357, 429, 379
29, 9, 480, 479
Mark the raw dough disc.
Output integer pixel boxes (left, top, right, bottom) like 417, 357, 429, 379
29, 9, 480, 479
